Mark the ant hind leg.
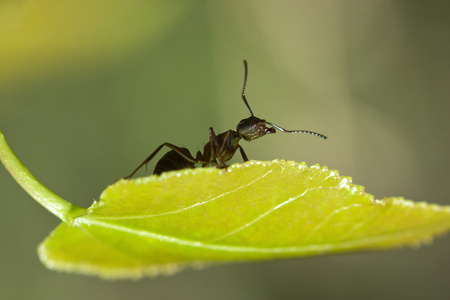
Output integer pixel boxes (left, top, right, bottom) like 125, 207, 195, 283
123, 142, 197, 179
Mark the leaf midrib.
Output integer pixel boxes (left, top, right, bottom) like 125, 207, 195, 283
74, 215, 448, 255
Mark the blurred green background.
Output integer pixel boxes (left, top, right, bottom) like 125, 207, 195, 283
1, 1, 449, 299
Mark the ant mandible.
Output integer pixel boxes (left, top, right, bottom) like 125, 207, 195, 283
123, 60, 327, 179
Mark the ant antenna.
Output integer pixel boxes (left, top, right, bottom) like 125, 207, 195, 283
267, 122, 328, 140
241, 60, 254, 116
240, 60, 327, 141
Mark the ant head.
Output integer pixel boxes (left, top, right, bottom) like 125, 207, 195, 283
238, 60, 328, 142
237, 116, 276, 141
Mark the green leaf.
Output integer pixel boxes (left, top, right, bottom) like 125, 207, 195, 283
37, 161, 450, 279
2, 130, 450, 279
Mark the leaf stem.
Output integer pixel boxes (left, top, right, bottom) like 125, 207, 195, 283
0, 130, 85, 224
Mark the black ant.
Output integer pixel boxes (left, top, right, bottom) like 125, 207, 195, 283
124, 60, 327, 179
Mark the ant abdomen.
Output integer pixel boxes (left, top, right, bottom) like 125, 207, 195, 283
154, 148, 196, 175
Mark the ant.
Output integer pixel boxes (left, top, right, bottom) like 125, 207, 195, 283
124, 60, 327, 179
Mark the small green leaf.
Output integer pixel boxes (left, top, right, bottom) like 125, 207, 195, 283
37, 161, 450, 279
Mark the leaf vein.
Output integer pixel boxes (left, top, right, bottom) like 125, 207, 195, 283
92, 169, 274, 220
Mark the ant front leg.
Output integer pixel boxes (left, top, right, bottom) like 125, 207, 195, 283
123, 142, 196, 179
238, 145, 249, 162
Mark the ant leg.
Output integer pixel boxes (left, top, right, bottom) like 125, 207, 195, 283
238, 145, 249, 162
123, 142, 196, 179
209, 127, 226, 165
209, 158, 219, 168
124, 144, 165, 179
218, 130, 234, 167
209, 128, 231, 168
209, 127, 221, 157
226, 130, 232, 151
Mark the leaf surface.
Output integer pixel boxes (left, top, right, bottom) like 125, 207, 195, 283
38, 160, 450, 279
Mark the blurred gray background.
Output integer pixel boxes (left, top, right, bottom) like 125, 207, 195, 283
1, 1, 449, 299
